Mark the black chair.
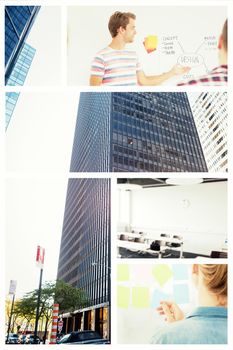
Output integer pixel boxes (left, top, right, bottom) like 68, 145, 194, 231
210, 251, 227, 258
150, 240, 166, 258
170, 235, 183, 258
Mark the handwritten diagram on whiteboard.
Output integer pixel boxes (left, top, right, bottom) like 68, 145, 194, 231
67, 6, 227, 85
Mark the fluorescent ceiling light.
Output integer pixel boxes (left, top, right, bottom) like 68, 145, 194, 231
166, 178, 203, 185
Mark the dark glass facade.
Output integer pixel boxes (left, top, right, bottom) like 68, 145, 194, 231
70, 92, 207, 172
70, 93, 112, 172
5, 6, 40, 83
57, 178, 110, 308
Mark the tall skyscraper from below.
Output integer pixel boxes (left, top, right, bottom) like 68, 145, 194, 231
5, 5, 40, 84
191, 92, 227, 172
5, 92, 20, 130
70, 92, 208, 172
57, 178, 110, 338
5, 43, 36, 130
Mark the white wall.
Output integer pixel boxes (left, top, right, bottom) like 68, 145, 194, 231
118, 182, 227, 255
117, 189, 131, 231
67, 6, 227, 85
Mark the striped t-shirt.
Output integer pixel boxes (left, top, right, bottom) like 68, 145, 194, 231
90, 46, 142, 86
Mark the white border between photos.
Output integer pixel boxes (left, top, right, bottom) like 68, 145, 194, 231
1, 0, 233, 350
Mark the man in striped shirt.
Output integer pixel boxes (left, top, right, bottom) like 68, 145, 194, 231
90, 12, 190, 86
178, 20, 228, 86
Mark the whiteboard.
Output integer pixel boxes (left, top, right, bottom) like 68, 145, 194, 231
67, 6, 227, 85
117, 264, 194, 344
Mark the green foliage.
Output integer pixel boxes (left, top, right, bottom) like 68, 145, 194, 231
54, 280, 89, 314
14, 280, 89, 321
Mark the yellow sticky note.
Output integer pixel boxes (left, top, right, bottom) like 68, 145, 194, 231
152, 265, 173, 287
132, 287, 150, 308
117, 286, 130, 308
143, 35, 158, 53
117, 264, 130, 281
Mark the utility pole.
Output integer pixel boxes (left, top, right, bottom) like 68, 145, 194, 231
6, 280, 17, 344
34, 246, 45, 344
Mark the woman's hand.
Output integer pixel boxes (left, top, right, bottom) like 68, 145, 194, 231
156, 301, 185, 323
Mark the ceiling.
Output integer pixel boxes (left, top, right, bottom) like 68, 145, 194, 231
117, 178, 227, 188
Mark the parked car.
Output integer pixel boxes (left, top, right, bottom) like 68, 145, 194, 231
57, 330, 110, 344
25, 334, 41, 344
5, 333, 18, 344
18, 334, 27, 344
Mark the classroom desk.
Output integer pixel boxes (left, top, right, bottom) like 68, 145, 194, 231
117, 232, 184, 258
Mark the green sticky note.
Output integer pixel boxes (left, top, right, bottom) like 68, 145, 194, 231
152, 265, 173, 287
117, 264, 130, 281
117, 286, 130, 308
132, 287, 150, 308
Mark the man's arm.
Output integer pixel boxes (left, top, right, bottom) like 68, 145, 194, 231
137, 64, 190, 86
89, 75, 103, 86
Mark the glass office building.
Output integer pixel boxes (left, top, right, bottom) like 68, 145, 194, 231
57, 178, 110, 339
6, 43, 36, 86
5, 5, 40, 83
5, 43, 36, 130
70, 92, 208, 172
5, 92, 20, 130
190, 92, 227, 172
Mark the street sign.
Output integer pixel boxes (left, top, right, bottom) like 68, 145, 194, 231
36, 246, 45, 268
9, 280, 17, 295
58, 320, 63, 333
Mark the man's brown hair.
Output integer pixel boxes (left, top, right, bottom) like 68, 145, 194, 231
222, 19, 228, 51
108, 11, 136, 38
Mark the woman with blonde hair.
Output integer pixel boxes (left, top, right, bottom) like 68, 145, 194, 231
151, 264, 227, 344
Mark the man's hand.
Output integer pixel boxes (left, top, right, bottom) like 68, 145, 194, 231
170, 64, 191, 76
156, 301, 185, 323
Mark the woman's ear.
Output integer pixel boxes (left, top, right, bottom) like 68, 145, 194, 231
192, 264, 199, 287
192, 264, 199, 274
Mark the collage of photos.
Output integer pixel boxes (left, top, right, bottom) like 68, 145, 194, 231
3, 0, 230, 348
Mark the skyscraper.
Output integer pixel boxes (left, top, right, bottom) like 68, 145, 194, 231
5, 43, 36, 130
70, 92, 208, 172
57, 178, 110, 338
5, 5, 40, 84
190, 92, 227, 172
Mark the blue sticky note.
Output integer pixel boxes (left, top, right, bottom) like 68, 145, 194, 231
173, 284, 189, 304
173, 265, 189, 280
151, 289, 171, 308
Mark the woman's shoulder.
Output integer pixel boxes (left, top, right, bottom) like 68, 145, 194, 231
150, 310, 227, 344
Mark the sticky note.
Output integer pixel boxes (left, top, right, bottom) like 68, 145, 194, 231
117, 264, 130, 281
117, 286, 130, 308
173, 284, 189, 304
132, 265, 154, 284
151, 289, 172, 308
132, 287, 150, 308
143, 35, 158, 53
173, 265, 189, 280
152, 265, 173, 287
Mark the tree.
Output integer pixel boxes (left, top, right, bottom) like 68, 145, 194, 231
5, 298, 21, 333
14, 295, 36, 331
54, 280, 89, 314
13, 280, 89, 342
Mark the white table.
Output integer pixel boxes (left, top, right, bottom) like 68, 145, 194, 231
117, 232, 184, 258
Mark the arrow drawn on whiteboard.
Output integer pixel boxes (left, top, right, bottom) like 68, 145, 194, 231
195, 41, 205, 54
177, 41, 185, 53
